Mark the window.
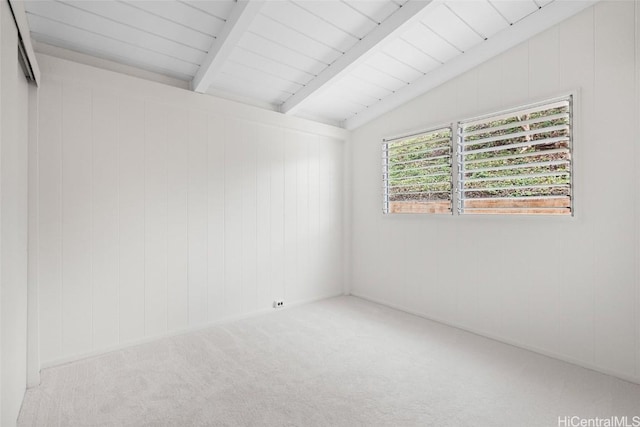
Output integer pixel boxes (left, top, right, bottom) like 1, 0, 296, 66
381, 95, 574, 216
457, 95, 573, 215
382, 126, 453, 214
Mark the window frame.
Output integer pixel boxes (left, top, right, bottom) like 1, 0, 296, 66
382, 124, 454, 215
456, 94, 574, 216
381, 92, 577, 217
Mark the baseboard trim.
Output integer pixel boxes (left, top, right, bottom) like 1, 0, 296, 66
350, 291, 640, 386
38, 291, 344, 373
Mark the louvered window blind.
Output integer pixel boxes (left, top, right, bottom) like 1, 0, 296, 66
457, 96, 573, 215
382, 126, 453, 214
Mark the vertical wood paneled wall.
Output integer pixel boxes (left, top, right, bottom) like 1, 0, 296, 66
1, 1, 30, 424
350, 1, 640, 382
36, 56, 346, 366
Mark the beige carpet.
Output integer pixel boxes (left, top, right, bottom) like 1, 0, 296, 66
18, 296, 640, 426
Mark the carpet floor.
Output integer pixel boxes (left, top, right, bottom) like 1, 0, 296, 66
18, 296, 640, 426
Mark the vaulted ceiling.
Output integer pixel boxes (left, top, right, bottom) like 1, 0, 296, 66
24, 0, 597, 129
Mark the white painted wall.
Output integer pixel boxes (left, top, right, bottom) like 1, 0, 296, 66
26, 83, 39, 389
35, 53, 348, 368
1, 0, 31, 425
350, 1, 640, 383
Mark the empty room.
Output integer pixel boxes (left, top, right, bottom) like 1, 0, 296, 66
1, 0, 640, 425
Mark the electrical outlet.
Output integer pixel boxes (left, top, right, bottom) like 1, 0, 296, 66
273, 300, 284, 309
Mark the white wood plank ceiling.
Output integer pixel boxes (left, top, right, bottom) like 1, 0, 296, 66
24, 0, 597, 129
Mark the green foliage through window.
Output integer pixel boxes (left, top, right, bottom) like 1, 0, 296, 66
457, 96, 573, 215
383, 127, 453, 214
381, 95, 574, 216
